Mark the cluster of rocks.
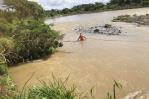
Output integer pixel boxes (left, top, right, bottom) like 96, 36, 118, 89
124, 91, 149, 99
134, 14, 149, 25
74, 24, 122, 35
113, 14, 149, 25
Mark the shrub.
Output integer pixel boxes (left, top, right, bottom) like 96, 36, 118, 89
142, 0, 149, 7
0, 75, 16, 99
0, 37, 14, 50
19, 76, 82, 99
0, 19, 62, 65
4, 19, 62, 65
107, 81, 122, 99
106, 4, 119, 9
112, 15, 132, 22
0, 37, 15, 64
0, 18, 12, 34
0, 64, 8, 75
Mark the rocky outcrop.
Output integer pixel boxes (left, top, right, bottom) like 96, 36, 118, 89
124, 91, 149, 99
113, 14, 149, 25
75, 24, 122, 36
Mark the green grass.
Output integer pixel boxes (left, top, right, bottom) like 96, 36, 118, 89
18, 75, 91, 99
107, 80, 122, 99
0, 67, 122, 99
0, 74, 16, 99
112, 15, 132, 22
0, 64, 8, 75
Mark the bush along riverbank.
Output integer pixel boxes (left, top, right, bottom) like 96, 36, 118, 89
3, 19, 62, 65
0, 0, 63, 98
0, 64, 16, 98
112, 14, 149, 25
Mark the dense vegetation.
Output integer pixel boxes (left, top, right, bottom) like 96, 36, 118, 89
18, 76, 93, 99
4, 0, 45, 19
0, 0, 62, 65
45, 0, 149, 18
0, 0, 62, 98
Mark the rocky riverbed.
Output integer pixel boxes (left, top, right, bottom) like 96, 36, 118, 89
113, 14, 149, 25
74, 24, 122, 35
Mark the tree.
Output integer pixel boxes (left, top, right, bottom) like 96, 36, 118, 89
110, 0, 143, 5
62, 8, 70, 14
4, 0, 44, 19
142, 0, 149, 6
95, 2, 105, 9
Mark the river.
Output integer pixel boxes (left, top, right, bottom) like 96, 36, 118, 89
9, 8, 149, 99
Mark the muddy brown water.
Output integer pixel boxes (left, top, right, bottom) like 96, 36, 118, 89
9, 8, 149, 99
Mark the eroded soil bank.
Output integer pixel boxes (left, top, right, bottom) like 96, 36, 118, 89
9, 8, 149, 99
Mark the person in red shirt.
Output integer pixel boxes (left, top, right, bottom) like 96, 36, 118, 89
78, 33, 86, 41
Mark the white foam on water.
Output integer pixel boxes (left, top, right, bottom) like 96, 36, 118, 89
124, 91, 142, 99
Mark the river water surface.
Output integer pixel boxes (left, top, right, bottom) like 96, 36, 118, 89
9, 8, 149, 98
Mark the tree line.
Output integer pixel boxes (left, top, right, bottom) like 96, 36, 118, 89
45, 0, 149, 17
4, 0, 45, 19
110, 0, 149, 5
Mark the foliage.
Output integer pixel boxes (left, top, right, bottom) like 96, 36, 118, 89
0, 10, 17, 23
109, 0, 142, 5
0, 64, 8, 75
45, 2, 106, 17
4, 0, 45, 19
45, 0, 148, 18
0, 37, 14, 51
1, 19, 61, 65
107, 80, 122, 99
0, 74, 16, 99
142, 0, 149, 7
106, 4, 119, 9
0, 0, 62, 66
18, 76, 85, 99
0, 18, 13, 34
0, 37, 15, 64
113, 15, 132, 22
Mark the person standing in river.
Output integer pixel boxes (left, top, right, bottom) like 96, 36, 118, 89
78, 33, 86, 41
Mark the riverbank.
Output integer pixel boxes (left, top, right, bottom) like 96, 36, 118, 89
0, 0, 64, 98
45, 6, 147, 23
45, 0, 149, 19
1, 64, 92, 99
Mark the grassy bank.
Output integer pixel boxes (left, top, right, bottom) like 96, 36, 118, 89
0, 64, 16, 99
0, 0, 63, 98
0, 71, 92, 99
